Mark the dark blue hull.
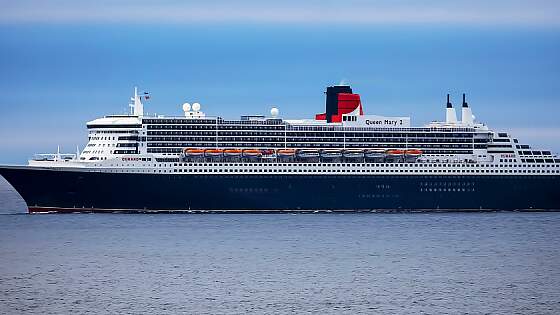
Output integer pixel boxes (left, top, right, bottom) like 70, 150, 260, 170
1, 166, 559, 213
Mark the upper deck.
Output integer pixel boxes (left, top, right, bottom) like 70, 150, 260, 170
32, 85, 558, 166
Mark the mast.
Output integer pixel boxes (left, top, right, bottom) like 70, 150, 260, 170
129, 86, 144, 116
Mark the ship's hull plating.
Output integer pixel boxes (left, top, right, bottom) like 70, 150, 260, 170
1, 166, 559, 213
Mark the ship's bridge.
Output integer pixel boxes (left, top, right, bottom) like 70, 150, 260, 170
82, 116, 143, 161
87, 116, 142, 128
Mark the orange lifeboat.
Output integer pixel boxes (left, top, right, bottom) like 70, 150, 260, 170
405, 149, 422, 156
204, 149, 224, 157
224, 149, 242, 157
184, 148, 204, 157
277, 149, 296, 157
386, 149, 405, 156
242, 149, 262, 158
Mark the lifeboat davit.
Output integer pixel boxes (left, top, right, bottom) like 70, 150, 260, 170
260, 149, 276, 159
242, 149, 262, 158
277, 149, 296, 158
404, 149, 422, 162
184, 148, 204, 157
320, 149, 342, 158
297, 149, 320, 158
204, 149, 224, 157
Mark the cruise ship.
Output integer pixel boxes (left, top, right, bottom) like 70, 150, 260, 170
1, 85, 559, 213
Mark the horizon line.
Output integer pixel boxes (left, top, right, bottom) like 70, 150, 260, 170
1, 3, 560, 28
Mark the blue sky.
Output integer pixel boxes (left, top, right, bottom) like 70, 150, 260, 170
0, 1, 559, 163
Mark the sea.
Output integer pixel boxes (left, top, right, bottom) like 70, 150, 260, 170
1, 177, 559, 314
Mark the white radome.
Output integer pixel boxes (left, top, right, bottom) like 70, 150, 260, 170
192, 103, 201, 111
182, 103, 191, 112
270, 107, 279, 117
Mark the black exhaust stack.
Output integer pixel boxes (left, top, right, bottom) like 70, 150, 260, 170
325, 85, 353, 123
462, 93, 468, 108
446, 94, 452, 108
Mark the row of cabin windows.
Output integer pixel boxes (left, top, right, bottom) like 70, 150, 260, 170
89, 130, 139, 134
168, 162, 560, 168
144, 119, 216, 124
145, 133, 479, 140
144, 119, 283, 125
105, 168, 560, 174
487, 144, 512, 148
146, 137, 477, 144
95, 165, 560, 176
144, 120, 474, 132
145, 140, 477, 147
172, 169, 559, 174
145, 130, 477, 138
519, 150, 552, 156
147, 125, 285, 130
521, 159, 557, 163
103, 161, 560, 169
419, 188, 474, 192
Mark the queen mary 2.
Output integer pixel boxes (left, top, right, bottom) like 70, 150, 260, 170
1, 85, 559, 213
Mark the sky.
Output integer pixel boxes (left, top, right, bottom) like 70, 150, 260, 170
0, 0, 559, 163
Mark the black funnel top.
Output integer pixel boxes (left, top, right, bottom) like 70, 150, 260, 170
325, 85, 353, 123
446, 94, 452, 108
462, 93, 468, 108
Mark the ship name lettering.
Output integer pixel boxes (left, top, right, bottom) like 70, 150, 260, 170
366, 119, 399, 126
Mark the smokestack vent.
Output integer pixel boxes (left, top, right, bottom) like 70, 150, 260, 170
445, 93, 457, 123
461, 93, 473, 125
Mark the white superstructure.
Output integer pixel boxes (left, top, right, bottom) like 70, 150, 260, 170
28, 86, 560, 177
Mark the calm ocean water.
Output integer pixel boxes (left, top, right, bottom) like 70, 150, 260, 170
1, 177, 560, 314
